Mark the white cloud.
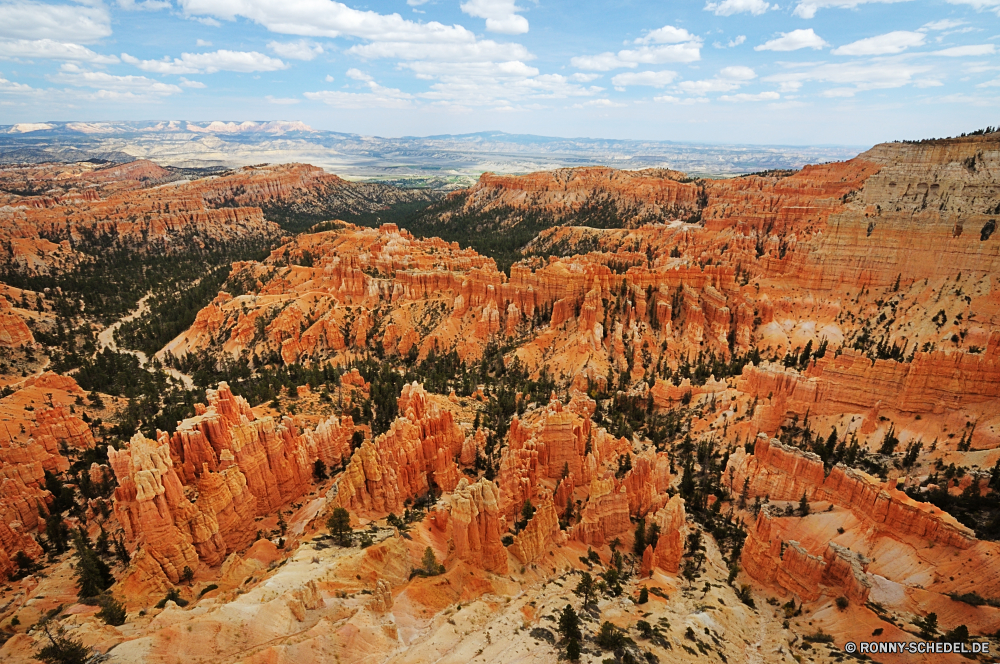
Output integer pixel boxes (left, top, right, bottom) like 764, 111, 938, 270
944, 0, 1000, 15
196, 39, 213, 47
921, 19, 966, 30
116, 0, 172, 10
792, 0, 914, 19
0, 39, 119, 64
610, 70, 678, 87
755, 29, 828, 51
763, 59, 931, 95
730, 35, 747, 47
179, 0, 478, 44
719, 91, 781, 101
265, 94, 299, 104
719, 65, 757, 80
569, 72, 600, 82
678, 78, 743, 94
267, 39, 323, 60
978, 77, 1000, 86
574, 98, 626, 108
122, 50, 288, 74
0, 75, 39, 94
634, 25, 700, 44
704, 0, 773, 16
460, 0, 528, 35
832, 31, 925, 55
324, 74, 335, 82
572, 43, 701, 71
403, 60, 539, 78
407, 0, 430, 4
671, 66, 757, 97
346, 68, 373, 81
932, 44, 996, 56
347, 40, 532, 62
305, 81, 413, 108
654, 95, 709, 104
51, 63, 182, 97
179, 77, 205, 88
0, 2, 111, 43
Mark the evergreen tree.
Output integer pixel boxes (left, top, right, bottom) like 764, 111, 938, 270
313, 459, 328, 481
798, 492, 810, 517
74, 538, 113, 599
45, 512, 70, 554
558, 604, 582, 643
327, 507, 352, 546
113, 535, 130, 566
632, 517, 646, 557
574, 572, 595, 606
421, 546, 444, 575
36, 628, 92, 664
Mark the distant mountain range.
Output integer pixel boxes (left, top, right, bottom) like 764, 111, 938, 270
0, 120, 867, 188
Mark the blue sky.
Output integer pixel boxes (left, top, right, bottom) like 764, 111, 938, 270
0, 0, 998, 145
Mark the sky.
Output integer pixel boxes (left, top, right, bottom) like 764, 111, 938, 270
0, 0, 998, 145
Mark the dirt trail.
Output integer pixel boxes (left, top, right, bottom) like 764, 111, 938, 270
95, 292, 196, 389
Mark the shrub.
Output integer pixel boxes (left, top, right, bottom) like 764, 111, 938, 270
154, 588, 189, 609
596, 621, 627, 650
835, 596, 849, 611
96, 595, 127, 626
198, 584, 218, 598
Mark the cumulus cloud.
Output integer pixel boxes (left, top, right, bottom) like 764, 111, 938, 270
305, 80, 413, 108
932, 44, 996, 56
832, 31, 925, 55
346, 68, 373, 81
677, 67, 756, 95
0, 2, 112, 43
179, 0, 478, 44
51, 63, 182, 97
0, 39, 119, 64
347, 40, 532, 62
944, 0, 1000, 15
574, 98, 626, 107
654, 95, 709, 104
572, 44, 701, 71
719, 91, 781, 101
791, 0, 915, 19
704, 0, 773, 16
116, 0, 172, 10
460, 0, 528, 35
634, 26, 700, 44
921, 19, 966, 30
122, 50, 288, 74
0, 74, 39, 94
179, 77, 205, 88
196, 39, 213, 47
267, 39, 323, 60
763, 59, 931, 95
755, 29, 829, 51
611, 70, 678, 88
573, 25, 701, 71
265, 94, 299, 103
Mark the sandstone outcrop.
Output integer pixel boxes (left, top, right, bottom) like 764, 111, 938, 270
741, 510, 872, 603
0, 298, 33, 346
508, 493, 566, 565
334, 383, 463, 515
727, 435, 975, 549
432, 478, 508, 573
